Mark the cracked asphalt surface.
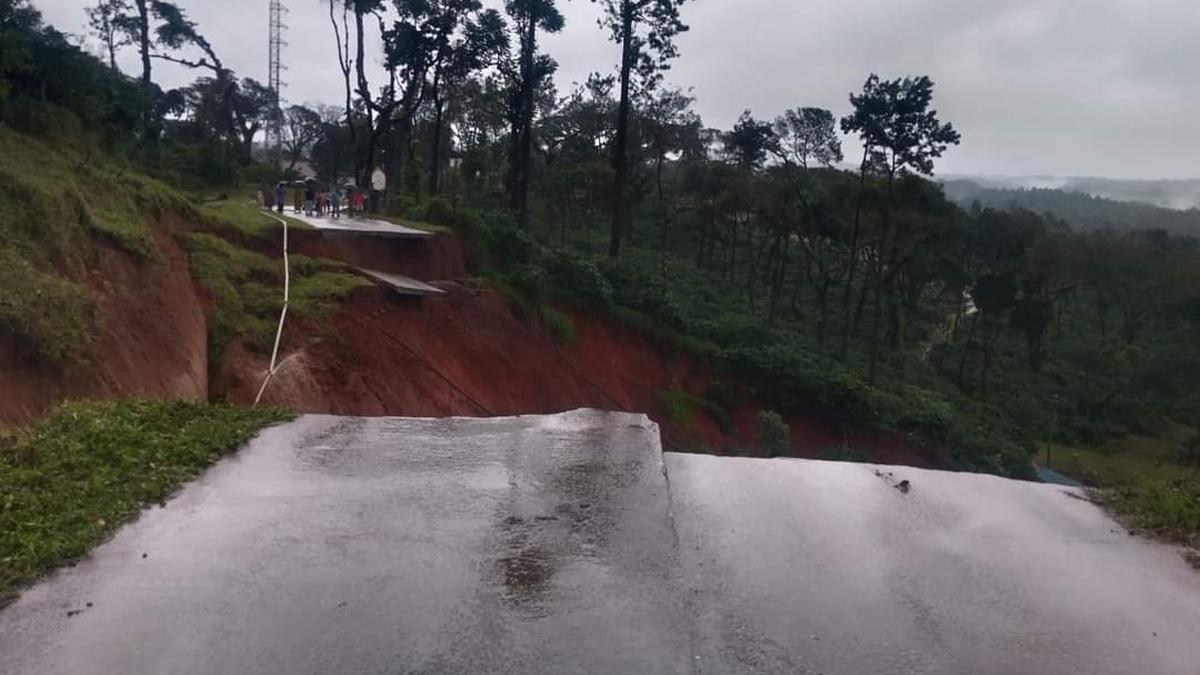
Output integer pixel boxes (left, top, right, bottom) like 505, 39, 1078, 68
1, 410, 1198, 674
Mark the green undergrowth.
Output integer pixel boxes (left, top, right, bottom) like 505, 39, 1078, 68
0, 400, 293, 603
0, 124, 195, 364
0, 251, 92, 364
658, 388, 733, 434
1096, 478, 1200, 556
182, 232, 371, 366
538, 305, 576, 344
1047, 425, 1200, 558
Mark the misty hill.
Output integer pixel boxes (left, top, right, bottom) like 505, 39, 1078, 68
941, 178, 1200, 236
942, 175, 1200, 210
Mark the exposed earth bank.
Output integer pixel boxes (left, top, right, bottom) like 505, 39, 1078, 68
1, 213, 937, 467
0, 230, 207, 425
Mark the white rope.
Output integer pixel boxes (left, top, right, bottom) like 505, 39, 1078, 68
253, 211, 291, 407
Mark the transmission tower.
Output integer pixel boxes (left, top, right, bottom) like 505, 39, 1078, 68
268, 0, 288, 167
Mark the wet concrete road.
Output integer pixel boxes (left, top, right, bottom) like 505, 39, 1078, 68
0, 411, 690, 675
2, 410, 1199, 674
668, 454, 1200, 674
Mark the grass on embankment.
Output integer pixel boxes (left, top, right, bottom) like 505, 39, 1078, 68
198, 189, 311, 239
0, 125, 195, 365
0, 400, 292, 603
183, 232, 372, 366
1044, 424, 1200, 561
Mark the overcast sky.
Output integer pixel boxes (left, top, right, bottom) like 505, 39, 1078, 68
33, 0, 1200, 179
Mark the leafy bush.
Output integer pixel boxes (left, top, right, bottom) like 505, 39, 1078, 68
423, 196, 455, 226
816, 446, 872, 463
600, 260, 683, 327
1098, 477, 1200, 547
758, 410, 791, 458
657, 388, 733, 433
485, 221, 540, 269
539, 305, 575, 345
0, 251, 92, 365
546, 251, 615, 310
509, 263, 549, 301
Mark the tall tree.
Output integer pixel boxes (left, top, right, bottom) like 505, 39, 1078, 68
773, 107, 843, 170
111, 0, 154, 136
722, 110, 774, 170
841, 74, 960, 384
281, 104, 323, 171
595, 0, 691, 257
503, 0, 562, 225
149, 1, 248, 154
426, 5, 507, 195
230, 77, 275, 161
643, 87, 700, 287
0, 0, 41, 104
328, 0, 356, 151
85, 0, 131, 71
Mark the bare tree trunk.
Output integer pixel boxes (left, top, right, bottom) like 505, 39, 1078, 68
958, 311, 979, 390
816, 279, 831, 352
353, 6, 373, 188
657, 152, 668, 296
839, 148, 870, 359
133, 0, 154, 140
609, 1, 634, 258
514, 15, 538, 226
330, 1, 356, 158
429, 92, 445, 195
868, 170, 896, 385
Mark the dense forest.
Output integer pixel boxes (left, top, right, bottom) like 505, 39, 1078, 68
2, 0, 1199, 490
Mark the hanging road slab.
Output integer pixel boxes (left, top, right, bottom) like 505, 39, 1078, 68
358, 267, 445, 296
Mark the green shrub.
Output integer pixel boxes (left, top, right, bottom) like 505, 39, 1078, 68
1098, 477, 1200, 547
659, 388, 701, 428
657, 388, 733, 433
538, 305, 575, 345
816, 446, 872, 463
600, 260, 683, 326
0, 252, 92, 364
546, 252, 614, 310
758, 410, 791, 458
423, 196, 454, 226
487, 222, 539, 269
509, 263, 549, 301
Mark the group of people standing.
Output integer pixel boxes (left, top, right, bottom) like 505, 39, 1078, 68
267, 182, 369, 219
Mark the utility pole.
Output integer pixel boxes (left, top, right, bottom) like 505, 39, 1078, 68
268, 0, 288, 168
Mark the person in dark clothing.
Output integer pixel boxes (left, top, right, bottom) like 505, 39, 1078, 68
275, 183, 286, 214
304, 184, 316, 216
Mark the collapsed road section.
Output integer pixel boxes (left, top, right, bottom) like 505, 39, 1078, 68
1, 410, 1198, 674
